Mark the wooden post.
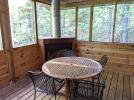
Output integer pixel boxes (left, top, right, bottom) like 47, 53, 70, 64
75, 6, 78, 40
112, 1, 118, 43
0, 0, 15, 82
33, 0, 39, 44
89, 0, 94, 42
50, 6, 52, 37
52, 0, 61, 38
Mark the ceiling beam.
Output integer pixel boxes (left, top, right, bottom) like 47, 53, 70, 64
34, 0, 134, 7
60, 0, 134, 8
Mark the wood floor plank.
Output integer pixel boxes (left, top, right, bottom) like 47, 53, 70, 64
6, 82, 33, 100
0, 77, 31, 100
0, 70, 133, 100
115, 73, 123, 100
10, 85, 34, 100
18, 89, 34, 100
101, 70, 109, 81
26, 91, 41, 100
0, 77, 30, 96
107, 72, 118, 100
35, 92, 47, 100
41, 94, 53, 100
58, 96, 65, 100
99, 70, 104, 78
50, 94, 61, 100
103, 71, 114, 100
130, 75, 134, 100
123, 74, 131, 100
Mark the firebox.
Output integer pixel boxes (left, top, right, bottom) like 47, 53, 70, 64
39, 38, 75, 64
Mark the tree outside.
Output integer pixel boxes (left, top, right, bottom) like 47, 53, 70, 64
92, 5, 115, 42
7, 0, 134, 46
61, 9, 75, 38
37, 3, 52, 39
9, 0, 36, 48
115, 3, 134, 43
77, 7, 90, 41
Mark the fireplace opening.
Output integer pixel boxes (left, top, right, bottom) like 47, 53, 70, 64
45, 43, 73, 61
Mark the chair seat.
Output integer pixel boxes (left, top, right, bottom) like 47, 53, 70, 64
36, 78, 64, 94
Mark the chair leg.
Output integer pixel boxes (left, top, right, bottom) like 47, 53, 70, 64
54, 95, 56, 100
92, 78, 95, 98
34, 88, 36, 100
97, 77, 100, 83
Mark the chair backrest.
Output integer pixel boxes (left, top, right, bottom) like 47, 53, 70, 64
98, 55, 108, 67
56, 49, 76, 57
28, 71, 56, 93
69, 79, 105, 100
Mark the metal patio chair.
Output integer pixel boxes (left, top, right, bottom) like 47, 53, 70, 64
93, 55, 108, 82
56, 49, 76, 57
28, 71, 65, 100
68, 79, 105, 100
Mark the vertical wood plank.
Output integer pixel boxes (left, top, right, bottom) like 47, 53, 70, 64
115, 73, 123, 100
130, 75, 134, 100
103, 71, 114, 100
112, 1, 118, 43
0, 0, 15, 81
107, 72, 119, 100
50, 4, 52, 36
75, 6, 78, 39
89, 0, 94, 41
123, 74, 131, 100
100, 70, 109, 81
33, 0, 39, 44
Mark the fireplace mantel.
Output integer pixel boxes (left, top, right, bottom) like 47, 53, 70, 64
39, 38, 75, 44
39, 38, 76, 64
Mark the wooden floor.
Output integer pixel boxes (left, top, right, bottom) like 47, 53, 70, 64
0, 70, 134, 100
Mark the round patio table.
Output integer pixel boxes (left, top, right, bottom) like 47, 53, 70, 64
42, 57, 102, 100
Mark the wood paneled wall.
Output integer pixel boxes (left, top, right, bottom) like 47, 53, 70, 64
76, 41, 134, 74
13, 44, 40, 79
0, 51, 9, 88
0, 44, 40, 88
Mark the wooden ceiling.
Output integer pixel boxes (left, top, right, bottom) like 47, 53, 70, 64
60, 0, 88, 4
36, 0, 134, 7
62, 0, 134, 7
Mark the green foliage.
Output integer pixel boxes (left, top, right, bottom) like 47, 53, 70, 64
7, 1, 134, 48
77, 7, 90, 41
9, 1, 36, 48
61, 9, 75, 37
37, 3, 52, 38
92, 5, 114, 42
115, 4, 134, 43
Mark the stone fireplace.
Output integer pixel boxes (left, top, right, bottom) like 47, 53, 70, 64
39, 38, 75, 64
